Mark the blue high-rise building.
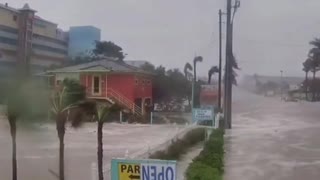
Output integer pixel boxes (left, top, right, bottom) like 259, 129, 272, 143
68, 26, 101, 58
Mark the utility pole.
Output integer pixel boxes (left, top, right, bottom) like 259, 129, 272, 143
218, 9, 223, 111
224, 0, 232, 129
224, 0, 240, 129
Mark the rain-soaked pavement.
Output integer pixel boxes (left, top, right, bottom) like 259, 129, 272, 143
0, 119, 187, 180
225, 89, 320, 180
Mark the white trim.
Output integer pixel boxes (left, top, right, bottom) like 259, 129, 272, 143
92, 75, 102, 95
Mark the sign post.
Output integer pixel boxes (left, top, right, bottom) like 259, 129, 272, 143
192, 108, 215, 127
111, 159, 177, 180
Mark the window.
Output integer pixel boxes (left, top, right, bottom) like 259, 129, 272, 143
135, 79, 139, 85
146, 80, 151, 85
33, 33, 68, 46
32, 43, 68, 55
0, 36, 17, 45
13, 15, 17, 21
93, 76, 100, 94
0, 24, 18, 34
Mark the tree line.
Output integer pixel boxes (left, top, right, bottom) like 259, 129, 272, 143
141, 56, 220, 110
302, 38, 320, 101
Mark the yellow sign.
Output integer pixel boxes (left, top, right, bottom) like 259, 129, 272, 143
118, 163, 141, 180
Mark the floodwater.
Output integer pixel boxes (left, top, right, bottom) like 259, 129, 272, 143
0, 119, 186, 180
225, 89, 320, 180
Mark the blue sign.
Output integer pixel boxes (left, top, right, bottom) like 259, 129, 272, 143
111, 159, 177, 180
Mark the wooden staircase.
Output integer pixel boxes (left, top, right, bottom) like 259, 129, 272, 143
86, 87, 143, 116
106, 88, 142, 116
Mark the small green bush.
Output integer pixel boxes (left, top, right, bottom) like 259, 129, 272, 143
186, 129, 224, 180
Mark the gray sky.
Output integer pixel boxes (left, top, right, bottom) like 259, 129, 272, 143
8, 0, 320, 77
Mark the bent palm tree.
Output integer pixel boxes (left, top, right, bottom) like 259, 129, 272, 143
7, 109, 18, 180
6, 84, 23, 180
303, 58, 313, 100
309, 50, 320, 101
51, 88, 90, 180
309, 38, 320, 101
184, 62, 193, 81
95, 104, 121, 180
184, 63, 193, 107
208, 66, 219, 84
192, 56, 203, 108
193, 56, 203, 82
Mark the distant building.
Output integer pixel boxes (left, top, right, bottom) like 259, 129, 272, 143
0, 3, 68, 75
68, 26, 101, 58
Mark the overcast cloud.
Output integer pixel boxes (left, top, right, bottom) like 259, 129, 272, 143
7, 0, 320, 77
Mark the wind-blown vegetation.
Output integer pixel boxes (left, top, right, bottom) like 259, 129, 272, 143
186, 129, 224, 180
149, 128, 206, 160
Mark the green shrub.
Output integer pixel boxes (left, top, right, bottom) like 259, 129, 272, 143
186, 129, 224, 180
149, 128, 205, 160
186, 162, 222, 180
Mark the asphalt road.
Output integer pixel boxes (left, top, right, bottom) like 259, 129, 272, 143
0, 121, 186, 180
224, 89, 320, 180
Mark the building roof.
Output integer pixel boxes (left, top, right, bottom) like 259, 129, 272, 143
125, 60, 149, 68
47, 58, 152, 75
19, 3, 36, 12
0, 3, 19, 13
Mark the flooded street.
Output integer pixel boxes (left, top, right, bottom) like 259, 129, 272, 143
225, 89, 320, 180
0, 119, 186, 180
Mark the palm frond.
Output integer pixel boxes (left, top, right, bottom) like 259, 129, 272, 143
193, 56, 203, 63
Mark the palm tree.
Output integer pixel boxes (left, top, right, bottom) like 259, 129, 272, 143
184, 62, 193, 81
303, 58, 313, 100
5, 83, 24, 180
7, 107, 18, 180
309, 52, 320, 101
95, 104, 121, 180
309, 38, 320, 101
184, 63, 193, 107
193, 56, 203, 82
208, 66, 219, 84
51, 88, 89, 180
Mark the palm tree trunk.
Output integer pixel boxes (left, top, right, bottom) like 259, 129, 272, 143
193, 63, 197, 83
56, 115, 65, 180
305, 71, 308, 101
313, 71, 316, 101
58, 134, 65, 180
97, 121, 104, 180
9, 119, 17, 180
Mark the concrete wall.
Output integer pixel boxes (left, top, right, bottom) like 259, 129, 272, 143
0, 8, 18, 28
134, 74, 152, 100
33, 19, 58, 39
107, 74, 135, 101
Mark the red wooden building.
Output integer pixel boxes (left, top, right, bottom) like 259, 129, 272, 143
47, 59, 153, 116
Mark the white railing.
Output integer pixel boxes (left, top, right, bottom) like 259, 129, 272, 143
106, 88, 142, 116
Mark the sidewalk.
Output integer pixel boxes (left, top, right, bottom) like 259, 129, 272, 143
176, 143, 203, 180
